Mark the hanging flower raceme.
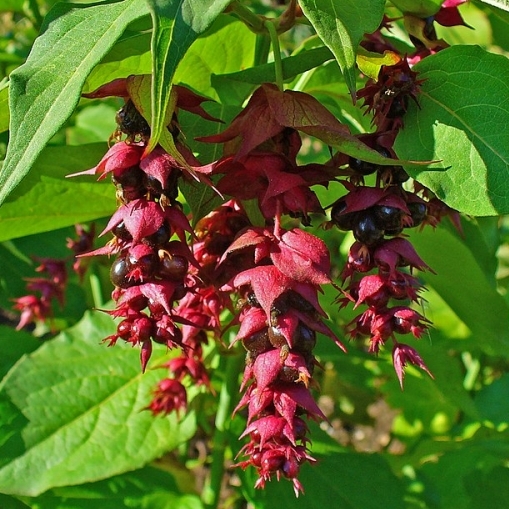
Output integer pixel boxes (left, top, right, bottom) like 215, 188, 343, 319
219, 223, 345, 495
68, 82, 219, 376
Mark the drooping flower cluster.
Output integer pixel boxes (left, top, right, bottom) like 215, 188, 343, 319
326, 8, 466, 386
12, 224, 94, 331
69, 81, 223, 406
221, 225, 344, 495
195, 86, 351, 494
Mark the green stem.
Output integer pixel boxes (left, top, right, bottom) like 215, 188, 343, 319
265, 20, 283, 91
24, 0, 44, 30
88, 263, 105, 309
230, 1, 265, 33
202, 349, 244, 509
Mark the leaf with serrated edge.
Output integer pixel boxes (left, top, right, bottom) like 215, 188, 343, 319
0, 311, 196, 496
395, 45, 509, 216
299, 0, 385, 97
146, 0, 231, 155
0, 0, 149, 207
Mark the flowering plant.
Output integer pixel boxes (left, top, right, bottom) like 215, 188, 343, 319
1, 0, 509, 508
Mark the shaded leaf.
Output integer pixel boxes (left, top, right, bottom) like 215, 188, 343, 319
395, 45, 509, 215
258, 424, 406, 508
0, 144, 114, 242
299, 0, 385, 97
407, 225, 509, 357
0, 311, 196, 496
0, 0, 150, 206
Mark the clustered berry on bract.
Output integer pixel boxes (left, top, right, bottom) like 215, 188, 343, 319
59, 1, 469, 496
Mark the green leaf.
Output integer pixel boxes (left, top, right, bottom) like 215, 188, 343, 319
211, 45, 334, 104
0, 144, 115, 242
260, 425, 406, 508
0, 311, 197, 496
389, 0, 442, 16
0, 327, 41, 381
0, 0, 25, 12
83, 32, 153, 95
418, 435, 509, 509
0, 0, 150, 206
174, 15, 256, 101
479, 0, 509, 14
299, 0, 385, 97
0, 83, 8, 134
146, 0, 231, 154
7, 467, 201, 509
394, 45, 509, 216
407, 225, 509, 357
475, 374, 509, 425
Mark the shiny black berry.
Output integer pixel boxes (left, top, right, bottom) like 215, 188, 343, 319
353, 211, 384, 246
387, 94, 409, 119
143, 222, 172, 248
349, 157, 378, 176
331, 198, 357, 231
116, 99, 151, 139
112, 221, 133, 242
127, 249, 158, 279
408, 202, 427, 227
373, 205, 402, 230
293, 322, 316, 356
243, 328, 271, 357
110, 257, 133, 288
158, 254, 188, 281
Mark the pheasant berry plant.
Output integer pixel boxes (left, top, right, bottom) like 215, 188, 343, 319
2, 1, 509, 508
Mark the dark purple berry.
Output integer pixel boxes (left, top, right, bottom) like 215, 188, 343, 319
158, 254, 188, 281
349, 157, 378, 176
116, 100, 150, 139
387, 94, 409, 119
112, 221, 133, 242
408, 202, 427, 227
353, 211, 384, 246
293, 322, 316, 356
110, 257, 133, 288
144, 222, 172, 248
373, 205, 402, 230
331, 198, 357, 231
127, 249, 158, 279
243, 328, 272, 357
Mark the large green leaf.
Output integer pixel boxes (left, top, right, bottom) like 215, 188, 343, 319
211, 46, 334, 105
299, 0, 385, 97
0, 311, 196, 496
174, 15, 256, 101
146, 0, 231, 154
389, 0, 442, 16
407, 225, 509, 357
395, 45, 509, 216
0, 0, 149, 207
5, 467, 203, 509
0, 144, 115, 242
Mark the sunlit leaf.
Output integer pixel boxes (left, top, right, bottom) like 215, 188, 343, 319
0, 312, 196, 496
0, 0, 149, 206
299, 0, 385, 97
146, 0, 231, 154
395, 45, 509, 215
